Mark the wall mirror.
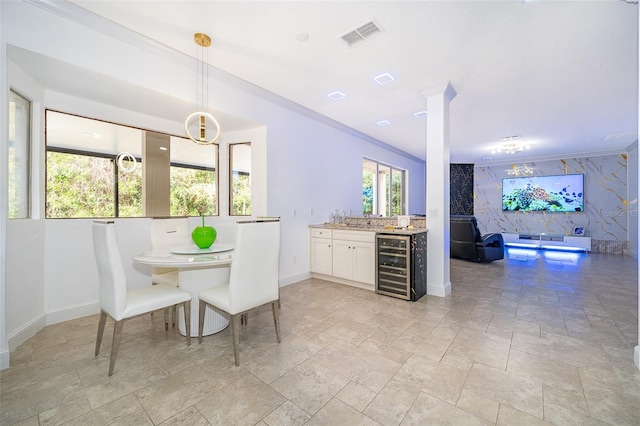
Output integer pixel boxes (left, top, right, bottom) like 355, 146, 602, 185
45, 110, 218, 218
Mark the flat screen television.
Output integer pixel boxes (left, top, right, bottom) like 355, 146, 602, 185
502, 174, 584, 212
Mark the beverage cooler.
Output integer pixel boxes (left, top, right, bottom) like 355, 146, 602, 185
375, 233, 427, 301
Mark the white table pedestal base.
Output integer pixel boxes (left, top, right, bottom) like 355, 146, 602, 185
177, 265, 230, 337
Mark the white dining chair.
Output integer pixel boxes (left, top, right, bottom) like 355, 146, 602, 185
197, 219, 281, 366
92, 220, 192, 376
150, 217, 190, 287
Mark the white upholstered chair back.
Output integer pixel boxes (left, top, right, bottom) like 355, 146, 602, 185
227, 220, 280, 314
92, 221, 128, 321
150, 218, 190, 251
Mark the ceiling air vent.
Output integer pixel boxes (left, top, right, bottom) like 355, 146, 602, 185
341, 21, 382, 47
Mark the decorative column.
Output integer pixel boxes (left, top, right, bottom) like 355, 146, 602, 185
421, 82, 457, 297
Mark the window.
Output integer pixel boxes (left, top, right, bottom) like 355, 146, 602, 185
45, 110, 218, 218
8, 90, 31, 219
229, 142, 251, 216
362, 158, 406, 216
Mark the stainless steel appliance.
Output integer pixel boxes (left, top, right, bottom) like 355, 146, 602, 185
375, 233, 427, 301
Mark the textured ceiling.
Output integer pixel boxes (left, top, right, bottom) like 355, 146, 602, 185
32, 1, 640, 163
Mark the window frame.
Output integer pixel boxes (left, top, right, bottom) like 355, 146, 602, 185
8, 90, 31, 219
44, 110, 219, 219
229, 141, 252, 216
363, 157, 406, 217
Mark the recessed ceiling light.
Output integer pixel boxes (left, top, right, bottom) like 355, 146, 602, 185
414, 110, 427, 118
377, 120, 391, 126
328, 91, 346, 100
502, 135, 521, 141
295, 33, 309, 42
374, 73, 395, 85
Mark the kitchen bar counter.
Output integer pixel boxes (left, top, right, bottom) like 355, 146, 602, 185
309, 223, 428, 236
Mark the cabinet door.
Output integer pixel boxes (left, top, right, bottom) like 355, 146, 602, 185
352, 241, 374, 285
332, 239, 354, 280
310, 238, 333, 275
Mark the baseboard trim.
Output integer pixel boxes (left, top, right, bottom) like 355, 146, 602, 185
310, 273, 375, 292
279, 272, 311, 287
427, 280, 451, 297
45, 302, 100, 326
8, 314, 46, 352
635, 345, 639, 371
0, 349, 10, 370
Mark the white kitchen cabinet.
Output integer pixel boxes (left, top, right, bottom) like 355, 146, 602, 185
331, 230, 375, 285
310, 228, 333, 275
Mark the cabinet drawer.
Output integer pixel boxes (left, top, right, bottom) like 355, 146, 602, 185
310, 228, 333, 238
333, 230, 375, 243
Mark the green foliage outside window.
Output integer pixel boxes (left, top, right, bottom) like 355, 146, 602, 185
231, 172, 251, 216
46, 151, 217, 218
170, 166, 217, 216
46, 152, 115, 218
362, 171, 373, 214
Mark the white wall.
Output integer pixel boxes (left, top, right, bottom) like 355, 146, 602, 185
629, 142, 638, 259
0, 0, 426, 363
0, 1, 7, 368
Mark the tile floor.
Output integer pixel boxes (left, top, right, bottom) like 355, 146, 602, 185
1, 248, 639, 425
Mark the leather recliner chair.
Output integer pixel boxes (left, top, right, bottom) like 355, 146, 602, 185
450, 215, 504, 262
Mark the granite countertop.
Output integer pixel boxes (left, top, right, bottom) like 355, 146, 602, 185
309, 223, 428, 236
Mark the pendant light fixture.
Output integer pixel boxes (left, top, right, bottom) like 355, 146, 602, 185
184, 33, 221, 145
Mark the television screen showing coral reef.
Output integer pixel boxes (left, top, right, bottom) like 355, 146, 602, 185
502, 174, 584, 212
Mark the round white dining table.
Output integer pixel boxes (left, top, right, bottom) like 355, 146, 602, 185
132, 243, 234, 337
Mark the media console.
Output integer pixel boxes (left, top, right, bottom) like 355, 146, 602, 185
502, 233, 591, 252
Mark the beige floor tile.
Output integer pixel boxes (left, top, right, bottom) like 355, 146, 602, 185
335, 381, 377, 412
158, 405, 218, 425
487, 313, 540, 338
270, 359, 349, 414
11, 416, 40, 426
391, 332, 453, 362
2, 253, 636, 425
496, 403, 553, 425
465, 363, 544, 419
312, 339, 402, 393
363, 378, 419, 426
456, 389, 500, 423
262, 400, 311, 426
38, 395, 91, 426
439, 309, 494, 331
446, 327, 512, 369
543, 402, 610, 426
0, 366, 85, 425
401, 392, 492, 425
358, 337, 413, 364
241, 334, 323, 383
195, 374, 285, 425
109, 408, 154, 425
580, 369, 640, 426
134, 365, 222, 424
507, 349, 582, 390
60, 394, 142, 426
393, 354, 470, 405
306, 398, 380, 425
511, 331, 612, 368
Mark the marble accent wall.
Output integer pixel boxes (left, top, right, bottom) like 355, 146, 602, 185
451, 164, 474, 215
474, 154, 628, 254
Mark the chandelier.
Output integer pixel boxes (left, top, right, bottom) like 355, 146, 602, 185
491, 135, 530, 155
184, 33, 221, 145
506, 164, 535, 176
